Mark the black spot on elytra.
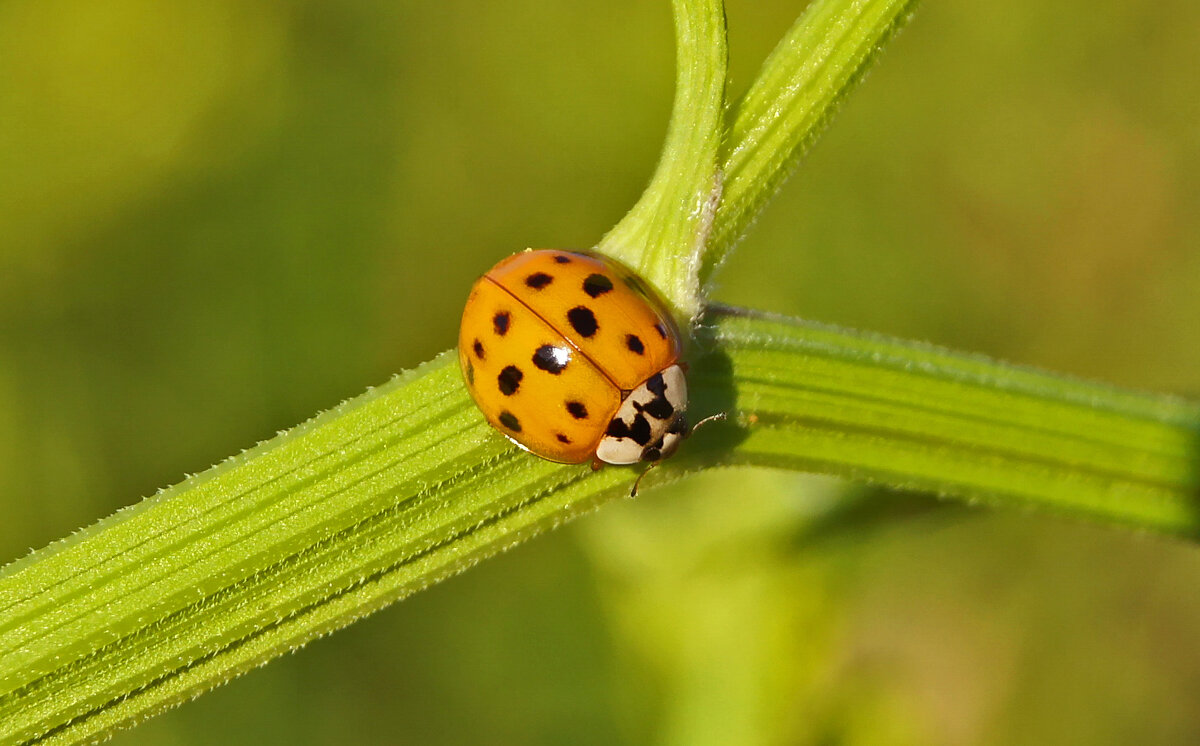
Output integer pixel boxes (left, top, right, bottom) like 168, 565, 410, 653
525, 272, 554, 289
582, 273, 614, 298
567, 306, 599, 337
625, 334, 645, 355
566, 401, 588, 419
556, 433, 572, 444
465, 361, 474, 385
532, 345, 568, 374
497, 366, 523, 396
607, 413, 652, 446
499, 411, 521, 432
653, 323, 668, 339
493, 312, 510, 336
553, 254, 572, 264
472, 339, 485, 359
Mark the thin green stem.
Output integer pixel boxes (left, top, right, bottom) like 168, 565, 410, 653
703, 0, 920, 287
597, 0, 727, 325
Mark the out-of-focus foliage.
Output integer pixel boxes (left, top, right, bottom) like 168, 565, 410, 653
0, 0, 1197, 744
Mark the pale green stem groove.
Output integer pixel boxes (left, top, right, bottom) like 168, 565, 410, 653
1, 308, 1197, 744
597, 0, 726, 324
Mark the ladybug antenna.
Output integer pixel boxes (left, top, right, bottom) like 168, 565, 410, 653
629, 413, 727, 497
688, 412, 727, 436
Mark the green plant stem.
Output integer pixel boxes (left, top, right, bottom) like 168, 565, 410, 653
2, 307, 1197, 744
6, 0, 1191, 741
703, 0, 919, 287
597, 0, 726, 324
700, 306, 1200, 529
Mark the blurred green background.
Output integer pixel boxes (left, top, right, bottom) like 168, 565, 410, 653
2, 0, 1199, 743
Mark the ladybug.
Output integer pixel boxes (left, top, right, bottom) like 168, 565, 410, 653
458, 249, 694, 472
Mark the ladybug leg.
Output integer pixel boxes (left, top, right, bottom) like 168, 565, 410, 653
591, 456, 604, 471
630, 464, 656, 498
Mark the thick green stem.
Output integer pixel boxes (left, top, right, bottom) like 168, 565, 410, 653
2, 308, 1197, 745
697, 306, 1200, 530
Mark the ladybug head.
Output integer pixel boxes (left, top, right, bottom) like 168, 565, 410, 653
594, 365, 689, 466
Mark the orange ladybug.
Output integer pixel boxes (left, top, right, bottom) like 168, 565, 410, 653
458, 249, 691, 468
